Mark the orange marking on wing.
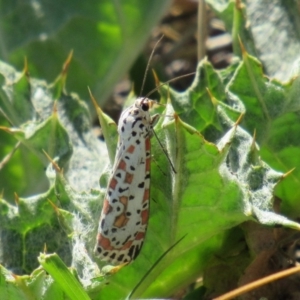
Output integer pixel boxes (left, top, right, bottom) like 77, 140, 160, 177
119, 196, 128, 207
97, 234, 114, 250
121, 240, 133, 250
143, 189, 149, 202
127, 145, 135, 153
102, 200, 113, 214
135, 232, 145, 240
145, 138, 150, 151
125, 172, 133, 184
141, 209, 149, 225
118, 159, 126, 171
114, 213, 129, 228
145, 157, 151, 172
109, 178, 118, 190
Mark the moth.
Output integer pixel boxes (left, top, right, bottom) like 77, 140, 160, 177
95, 97, 159, 265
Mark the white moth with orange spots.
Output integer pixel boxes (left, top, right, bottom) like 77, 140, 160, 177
95, 98, 159, 265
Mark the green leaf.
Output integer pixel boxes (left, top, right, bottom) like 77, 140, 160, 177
38, 253, 90, 300
0, 0, 173, 103
228, 50, 300, 215
0, 61, 105, 276
159, 58, 229, 134
207, 0, 300, 84
90, 93, 118, 165
245, 0, 300, 81
0, 265, 29, 299
205, 0, 256, 58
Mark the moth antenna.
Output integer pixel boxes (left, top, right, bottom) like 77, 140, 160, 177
139, 35, 164, 97
152, 129, 176, 174
144, 72, 196, 99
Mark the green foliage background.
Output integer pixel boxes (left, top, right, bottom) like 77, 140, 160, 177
1, 0, 300, 299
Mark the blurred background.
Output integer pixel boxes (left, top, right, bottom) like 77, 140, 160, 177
0, 0, 233, 122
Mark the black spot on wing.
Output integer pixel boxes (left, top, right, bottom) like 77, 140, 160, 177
132, 117, 142, 128
122, 235, 132, 245
117, 254, 124, 262
119, 187, 129, 193
101, 219, 105, 228
138, 182, 145, 188
134, 243, 143, 259
128, 245, 135, 259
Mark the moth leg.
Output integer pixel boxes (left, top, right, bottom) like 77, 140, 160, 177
150, 114, 160, 127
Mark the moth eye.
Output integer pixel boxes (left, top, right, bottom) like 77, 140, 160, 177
141, 102, 149, 111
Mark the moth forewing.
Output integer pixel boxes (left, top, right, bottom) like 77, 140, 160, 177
95, 98, 156, 265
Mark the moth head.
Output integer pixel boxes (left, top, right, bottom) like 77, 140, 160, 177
136, 97, 156, 112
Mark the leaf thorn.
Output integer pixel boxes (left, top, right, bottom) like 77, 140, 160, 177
42, 149, 61, 173
14, 192, 19, 206
282, 168, 296, 179
101, 262, 128, 275
152, 69, 160, 88
234, 113, 244, 126
23, 57, 30, 78
52, 100, 58, 116
251, 129, 257, 150
238, 35, 247, 56
88, 87, 103, 113
62, 50, 74, 77
206, 87, 218, 106
48, 198, 59, 214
